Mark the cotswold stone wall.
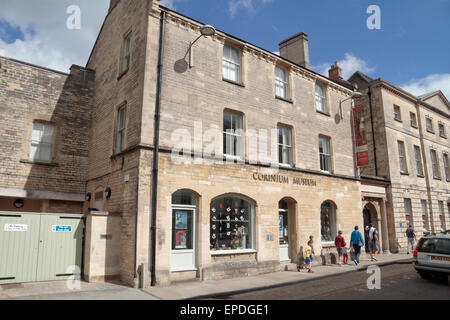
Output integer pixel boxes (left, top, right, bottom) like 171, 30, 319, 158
0, 56, 93, 199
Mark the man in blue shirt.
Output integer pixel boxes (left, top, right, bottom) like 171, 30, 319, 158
406, 225, 416, 254
350, 226, 365, 265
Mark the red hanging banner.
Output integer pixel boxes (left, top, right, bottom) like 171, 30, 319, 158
352, 105, 369, 167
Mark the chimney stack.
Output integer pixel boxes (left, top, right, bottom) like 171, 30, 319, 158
278, 32, 311, 69
328, 61, 343, 81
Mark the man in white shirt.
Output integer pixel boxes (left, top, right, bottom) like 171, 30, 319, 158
368, 223, 379, 261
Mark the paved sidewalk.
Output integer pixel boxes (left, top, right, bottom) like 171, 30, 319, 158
0, 254, 412, 300
145, 254, 413, 300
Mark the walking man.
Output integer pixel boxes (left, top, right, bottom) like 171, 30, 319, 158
406, 225, 416, 254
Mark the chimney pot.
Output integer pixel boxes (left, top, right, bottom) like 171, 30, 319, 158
328, 61, 343, 81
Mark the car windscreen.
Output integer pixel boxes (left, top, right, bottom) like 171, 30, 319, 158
419, 238, 450, 255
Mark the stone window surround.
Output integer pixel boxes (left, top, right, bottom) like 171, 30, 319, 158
112, 101, 128, 157
393, 104, 402, 122
319, 134, 333, 174
118, 28, 132, 80
21, 119, 59, 166
222, 42, 244, 86
425, 116, 434, 134
438, 122, 447, 138
315, 81, 330, 116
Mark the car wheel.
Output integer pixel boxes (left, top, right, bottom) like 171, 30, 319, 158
418, 272, 432, 280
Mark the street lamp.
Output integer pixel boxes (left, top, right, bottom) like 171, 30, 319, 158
186, 25, 216, 68
339, 91, 362, 120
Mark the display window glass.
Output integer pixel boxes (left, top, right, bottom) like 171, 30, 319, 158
321, 201, 336, 242
210, 196, 253, 251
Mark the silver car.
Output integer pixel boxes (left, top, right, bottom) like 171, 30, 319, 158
413, 230, 450, 280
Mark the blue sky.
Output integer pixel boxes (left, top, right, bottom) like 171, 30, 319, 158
1, 0, 449, 97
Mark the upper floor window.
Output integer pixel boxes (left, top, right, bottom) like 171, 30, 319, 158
319, 136, 332, 173
223, 111, 244, 159
29, 122, 54, 163
115, 105, 127, 154
315, 82, 328, 114
397, 141, 408, 174
275, 66, 289, 99
121, 32, 132, 74
414, 145, 424, 177
443, 153, 450, 182
222, 44, 242, 83
277, 125, 293, 166
430, 149, 441, 179
426, 117, 434, 133
438, 123, 446, 138
410, 112, 417, 128
393, 105, 402, 121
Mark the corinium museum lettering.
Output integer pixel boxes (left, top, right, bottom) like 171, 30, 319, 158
252, 172, 317, 186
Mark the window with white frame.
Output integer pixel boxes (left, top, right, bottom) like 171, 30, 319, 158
275, 66, 289, 99
223, 111, 244, 158
319, 136, 332, 173
29, 122, 54, 162
315, 82, 327, 113
430, 149, 441, 179
115, 105, 126, 154
278, 125, 293, 166
393, 105, 402, 121
414, 145, 424, 176
397, 141, 408, 174
443, 153, 450, 181
410, 112, 417, 128
121, 33, 131, 74
222, 44, 242, 83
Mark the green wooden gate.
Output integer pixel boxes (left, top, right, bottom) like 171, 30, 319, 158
0, 212, 84, 285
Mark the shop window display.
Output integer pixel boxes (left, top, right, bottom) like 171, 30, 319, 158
210, 196, 252, 251
321, 201, 336, 242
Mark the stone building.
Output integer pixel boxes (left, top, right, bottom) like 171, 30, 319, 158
81, 0, 366, 286
347, 71, 450, 253
0, 56, 94, 216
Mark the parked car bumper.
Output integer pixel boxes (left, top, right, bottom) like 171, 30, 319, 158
414, 263, 450, 276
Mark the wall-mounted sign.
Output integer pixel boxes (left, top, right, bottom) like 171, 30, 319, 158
252, 172, 317, 187
4, 224, 28, 232
52, 225, 72, 233
352, 105, 369, 167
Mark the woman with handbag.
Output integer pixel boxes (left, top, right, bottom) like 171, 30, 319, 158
350, 226, 364, 265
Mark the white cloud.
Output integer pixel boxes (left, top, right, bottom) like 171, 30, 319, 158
228, 0, 273, 18
0, 0, 109, 73
314, 53, 375, 80
401, 74, 450, 100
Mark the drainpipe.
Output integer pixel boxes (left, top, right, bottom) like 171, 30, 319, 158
368, 86, 378, 177
150, 10, 166, 287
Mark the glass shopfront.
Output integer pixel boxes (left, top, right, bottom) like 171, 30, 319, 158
321, 201, 336, 242
210, 196, 253, 252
